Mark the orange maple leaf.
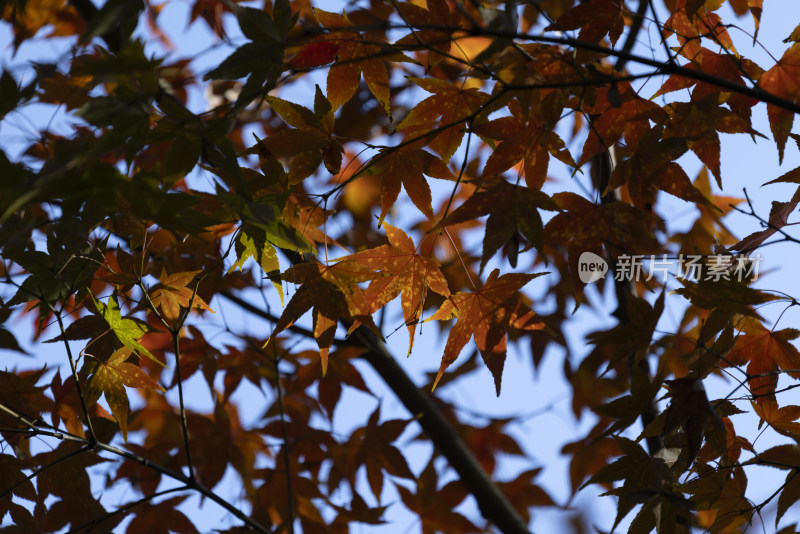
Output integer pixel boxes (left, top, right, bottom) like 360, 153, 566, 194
475, 99, 575, 188
761, 43, 800, 163
393, 0, 462, 68
315, 9, 394, 114
85, 347, 165, 440
663, 1, 737, 61
150, 269, 213, 324
397, 78, 489, 163
752, 398, 800, 439
724, 318, 800, 403
427, 269, 546, 395
359, 142, 454, 225
335, 223, 450, 354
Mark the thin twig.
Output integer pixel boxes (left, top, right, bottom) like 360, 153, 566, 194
53, 306, 98, 444
271, 343, 296, 534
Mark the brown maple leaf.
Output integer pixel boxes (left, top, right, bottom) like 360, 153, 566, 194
264, 260, 380, 374
334, 223, 450, 354
544, 192, 660, 256
545, 0, 625, 45
662, 100, 758, 187
427, 269, 546, 395
393, 0, 462, 69
396, 459, 478, 534
441, 180, 559, 272
261, 86, 342, 183
359, 142, 454, 225
729, 185, 800, 253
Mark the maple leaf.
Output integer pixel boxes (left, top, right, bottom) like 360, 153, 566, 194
84, 347, 164, 440
441, 180, 559, 272
288, 38, 339, 70
334, 223, 450, 354
662, 100, 759, 187
723, 318, 800, 403
661, 377, 727, 469
397, 78, 489, 163
396, 459, 478, 534
760, 43, 800, 163
579, 85, 667, 167
150, 269, 214, 324
427, 269, 546, 395
752, 399, 800, 439
475, 99, 576, 188
329, 409, 415, 501
261, 85, 343, 183
315, 9, 395, 114
229, 229, 283, 304
663, 1, 737, 61
544, 192, 660, 256
729, 186, 800, 253
393, 0, 462, 68
264, 260, 379, 374
91, 293, 162, 366
612, 137, 712, 210
282, 197, 341, 251
545, 0, 624, 45
652, 49, 764, 123
127, 495, 199, 534
359, 142, 454, 225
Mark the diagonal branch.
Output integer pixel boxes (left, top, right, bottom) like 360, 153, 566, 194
219, 290, 532, 534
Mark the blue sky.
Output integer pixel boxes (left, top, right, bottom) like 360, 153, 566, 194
3, 1, 800, 532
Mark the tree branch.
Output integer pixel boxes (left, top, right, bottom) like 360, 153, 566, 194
0, 402, 271, 534
352, 326, 533, 534
596, 0, 665, 457
219, 291, 532, 534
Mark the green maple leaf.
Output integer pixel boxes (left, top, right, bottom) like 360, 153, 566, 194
91, 293, 163, 366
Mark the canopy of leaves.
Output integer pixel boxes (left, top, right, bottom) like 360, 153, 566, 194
2, 0, 800, 533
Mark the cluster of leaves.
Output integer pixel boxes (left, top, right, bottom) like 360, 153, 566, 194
2, 0, 800, 533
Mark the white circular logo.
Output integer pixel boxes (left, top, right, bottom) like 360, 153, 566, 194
578, 252, 608, 284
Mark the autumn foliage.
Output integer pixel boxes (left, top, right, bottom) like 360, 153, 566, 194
3, 0, 800, 533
